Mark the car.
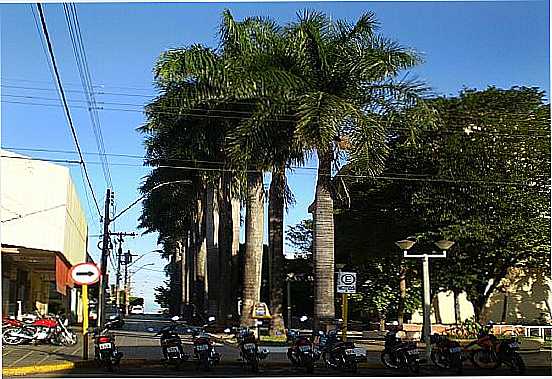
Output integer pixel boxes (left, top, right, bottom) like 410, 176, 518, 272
130, 305, 144, 314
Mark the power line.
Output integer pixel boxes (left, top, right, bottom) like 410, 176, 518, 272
2, 154, 547, 188
35, 3, 102, 217
63, 3, 113, 189
3, 98, 550, 138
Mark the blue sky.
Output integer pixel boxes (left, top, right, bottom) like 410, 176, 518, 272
1, 1, 549, 312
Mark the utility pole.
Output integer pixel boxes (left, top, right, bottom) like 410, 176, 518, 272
112, 232, 137, 310
123, 249, 136, 315
98, 188, 112, 329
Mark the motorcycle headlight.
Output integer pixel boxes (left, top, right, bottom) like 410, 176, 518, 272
109, 315, 117, 320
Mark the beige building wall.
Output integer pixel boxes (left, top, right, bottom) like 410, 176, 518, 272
1, 150, 87, 265
410, 268, 551, 324
1, 150, 68, 254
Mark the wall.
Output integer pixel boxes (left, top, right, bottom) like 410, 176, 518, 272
1, 150, 68, 254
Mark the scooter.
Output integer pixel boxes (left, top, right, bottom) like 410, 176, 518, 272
235, 325, 269, 373
149, 316, 189, 369
94, 320, 123, 372
287, 316, 320, 373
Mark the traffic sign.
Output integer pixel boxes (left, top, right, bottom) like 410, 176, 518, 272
337, 272, 356, 294
70, 263, 101, 286
251, 302, 272, 319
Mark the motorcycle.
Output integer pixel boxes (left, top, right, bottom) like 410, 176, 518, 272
236, 327, 269, 373
149, 316, 189, 369
380, 330, 420, 374
465, 323, 525, 374
287, 329, 320, 373
94, 319, 123, 372
317, 321, 367, 373
189, 317, 220, 371
2, 313, 71, 346
430, 333, 463, 373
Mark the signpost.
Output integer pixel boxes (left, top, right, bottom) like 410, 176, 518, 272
337, 272, 357, 342
70, 263, 101, 360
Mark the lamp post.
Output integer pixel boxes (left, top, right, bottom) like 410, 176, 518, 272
395, 239, 455, 362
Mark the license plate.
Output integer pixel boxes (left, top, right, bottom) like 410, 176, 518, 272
99, 343, 111, 350
508, 342, 519, 348
345, 348, 365, 356
406, 349, 419, 355
196, 344, 208, 351
244, 343, 256, 350
449, 347, 462, 353
298, 345, 311, 352
167, 346, 179, 353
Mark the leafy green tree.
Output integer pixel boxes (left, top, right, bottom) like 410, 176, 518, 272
336, 86, 550, 323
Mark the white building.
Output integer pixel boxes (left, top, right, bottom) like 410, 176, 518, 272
1, 150, 89, 319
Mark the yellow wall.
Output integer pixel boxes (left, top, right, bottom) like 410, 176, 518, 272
63, 179, 88, 266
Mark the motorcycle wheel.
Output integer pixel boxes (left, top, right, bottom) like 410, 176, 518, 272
348, 361, 358, 373
471, 350, 500, 369
407, 357, 420, 374
509, 353, 526, 374
2, 332, 23, 345
430, 349, 450, 369
452, 353, 463, 374
251, 358, 259, 373
380, 351, 399, 369
305, 361, 314, 374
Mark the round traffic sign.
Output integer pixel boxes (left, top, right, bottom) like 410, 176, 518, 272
340, 273, 356, 285
70, 263, 101, 285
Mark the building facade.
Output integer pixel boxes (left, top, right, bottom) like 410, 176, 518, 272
1, 150, 89, 319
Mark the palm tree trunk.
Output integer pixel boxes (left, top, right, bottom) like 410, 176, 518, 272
269, 165, 286, 336
240, 171, 264, 328
313, 148, 335, 331
218, 172, 234, 324
196, 197, 207, 314
231, 197, 241, 318
206, 181, 220, 317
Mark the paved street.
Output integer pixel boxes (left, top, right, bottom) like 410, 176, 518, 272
3, 314, 551, 377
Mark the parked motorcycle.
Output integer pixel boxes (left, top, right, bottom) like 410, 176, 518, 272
380, 330, 420, 373
189, 317, 220, 371
150, 316, 189, 369
2, 313, 74, 346
93, 319, 123, 372
236, 327, 269, 373
317, 321, 367, 373
430, 333, 463, 373
287, 328, 320, 373
464, 324, 525, 374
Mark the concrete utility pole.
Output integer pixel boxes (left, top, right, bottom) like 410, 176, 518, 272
98, 188, 112, 329
112, 232, 137, 309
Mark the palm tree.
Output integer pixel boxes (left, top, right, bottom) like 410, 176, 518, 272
276, 10, 430, 330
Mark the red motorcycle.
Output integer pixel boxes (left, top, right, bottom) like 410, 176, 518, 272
2, 314, 75, 345
287, 329, 320, 373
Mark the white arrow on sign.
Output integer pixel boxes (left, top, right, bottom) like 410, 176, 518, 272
70, 263, 101, 285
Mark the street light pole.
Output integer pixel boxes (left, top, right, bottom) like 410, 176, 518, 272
395, 239, 454, 363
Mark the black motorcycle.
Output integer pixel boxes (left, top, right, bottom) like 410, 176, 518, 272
317, 324, 366, 373
151, 316, 189, 369
93, 320, 123, 372
236, 327, 269, 373
287, 329, 320, 373
380, 330, 420, 374
496, 336, 525, 374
